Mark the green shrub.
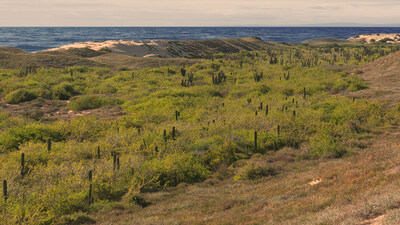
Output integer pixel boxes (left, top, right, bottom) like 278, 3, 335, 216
52, 83, 77, 100
4, 89, 37, 104
0, 124, 64, 152
67, 96, 123, 111
58, 213, 96, 225
202, 141, 240, 169
132, 152, 210, 192
310, 132, 346, 158
235, 163, 277, 180
93, 182, 127, 201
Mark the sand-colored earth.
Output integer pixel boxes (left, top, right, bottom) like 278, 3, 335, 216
348, 33, 400, 44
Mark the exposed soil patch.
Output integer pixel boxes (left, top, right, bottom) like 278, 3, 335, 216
0, 98, 125, 121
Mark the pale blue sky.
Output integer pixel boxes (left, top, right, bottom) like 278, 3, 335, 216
0, 0, 399, 26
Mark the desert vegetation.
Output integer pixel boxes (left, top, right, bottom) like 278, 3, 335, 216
1, 41, 400, 224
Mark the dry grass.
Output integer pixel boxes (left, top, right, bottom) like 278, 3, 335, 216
349, 50, 400, 109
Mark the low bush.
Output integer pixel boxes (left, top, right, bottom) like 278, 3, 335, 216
4, 89, 37, 104
67, 96, 123, 111
234, 163, 277, 180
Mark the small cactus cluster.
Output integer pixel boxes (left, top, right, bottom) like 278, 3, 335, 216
253, 72, 263, 82
212, 71, 226, 84
181, 72, 194, 87
283, 71, 290, 80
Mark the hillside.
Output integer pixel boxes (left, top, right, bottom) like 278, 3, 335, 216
1, 39, 400, 224
349, 50, 400, 108
44, 37, 287, 58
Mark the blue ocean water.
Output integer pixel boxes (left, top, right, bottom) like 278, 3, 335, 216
1, 27, 400, 52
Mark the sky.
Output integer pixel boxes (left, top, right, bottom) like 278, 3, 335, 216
1, 0, 400, 26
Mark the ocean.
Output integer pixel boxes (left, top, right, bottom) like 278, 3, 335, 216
1, 27, 400, 52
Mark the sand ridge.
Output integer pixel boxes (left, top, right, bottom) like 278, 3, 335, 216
348, 33, 400, 44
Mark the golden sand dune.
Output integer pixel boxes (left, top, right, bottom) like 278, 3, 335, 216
348, 33, 400, 44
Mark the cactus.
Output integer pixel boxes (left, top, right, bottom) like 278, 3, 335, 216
175, 110, 179, 121
212, 70, 226, 85
254, 131, 258, 151
180, 67, 186, 76
89, 170, 93, 183
259, 102, 263, 110
253, 72, 263, 82
172, 127, 176, 140
117, 156, 120, 170
88, 184, 93, 205
113, 153, 117, 171
21, 153, 25, 177
163, 129, 167, 142
266, 105, 269, 115
283, 71, 290, 80
303, 87, 307, 100
293, 110, 296, 116
47, 138, 52, 152
97, 146, 100, 159
3, 180, 7, 201
255, 110, 258, 116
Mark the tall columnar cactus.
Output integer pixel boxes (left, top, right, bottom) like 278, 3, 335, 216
89, 170, 93, 183
21, 153, 25, 177
172, 127, 176, 140
88, 184, 93, 205
117, 156, 120, 170
47, 138, 52, 152
175, 110, 179, 121
3, 180, 7, 201
259, 102, 263, 110
254, 131, 258, 151
97, 146, 101, 159
163, 129, 167, 142
266, 105, 269, 115
303, 87, 307, 100
293, 110, 296, 116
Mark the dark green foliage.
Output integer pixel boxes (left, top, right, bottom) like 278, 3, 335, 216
0, 124, 64, 152
129, 195, 150, 208
93, 182, 126, 201
52, 83, 77, 100
4, 89, 37, 104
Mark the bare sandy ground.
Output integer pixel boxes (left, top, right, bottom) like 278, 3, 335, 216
348, 33, 400, 44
